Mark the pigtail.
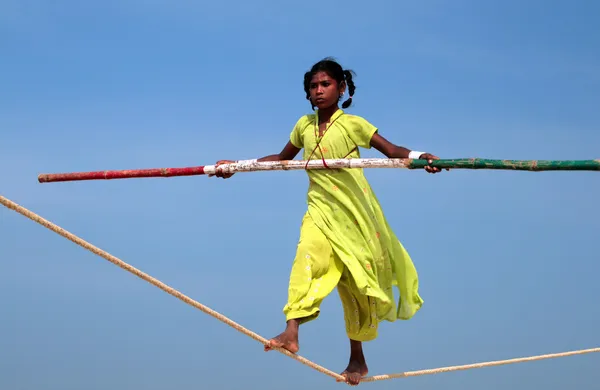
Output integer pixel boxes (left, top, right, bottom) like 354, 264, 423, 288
341, 69, 356, 108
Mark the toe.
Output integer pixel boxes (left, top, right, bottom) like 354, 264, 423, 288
338, 373, 348, 384
339, 371, 362, 386
349, 373, 362, 386
339, 372, 355, 386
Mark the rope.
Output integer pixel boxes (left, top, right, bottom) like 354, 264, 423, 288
361, 347, 600, 381
1, 194, 598, 384
0, 195, 345, 382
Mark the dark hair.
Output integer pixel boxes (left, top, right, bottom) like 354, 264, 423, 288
303, 57, 356, 110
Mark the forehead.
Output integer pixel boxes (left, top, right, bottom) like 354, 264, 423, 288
310, 71, 335, 84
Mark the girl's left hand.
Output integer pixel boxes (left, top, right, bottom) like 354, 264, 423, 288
419, 153, 447, 174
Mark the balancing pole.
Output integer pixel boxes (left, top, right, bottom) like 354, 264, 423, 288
37, 158, 600, 183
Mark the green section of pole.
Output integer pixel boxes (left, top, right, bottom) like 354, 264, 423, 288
408, 158, 600, 171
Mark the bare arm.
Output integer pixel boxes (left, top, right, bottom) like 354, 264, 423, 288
369, 132, 412, 158
257, 141, 301, 162
370, 132, 444, 173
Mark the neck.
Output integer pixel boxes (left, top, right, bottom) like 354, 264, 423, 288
318, 105, 339, 123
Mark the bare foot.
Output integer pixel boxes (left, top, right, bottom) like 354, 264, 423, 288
339, 359, 368, 386
264, 319, 299, 353
337, 339, 369, 386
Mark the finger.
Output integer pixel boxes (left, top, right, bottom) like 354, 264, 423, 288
426, 160, 435, 173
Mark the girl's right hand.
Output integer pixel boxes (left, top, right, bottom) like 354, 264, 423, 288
210, 160, 236, 179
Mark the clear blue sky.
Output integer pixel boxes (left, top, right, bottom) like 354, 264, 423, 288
1, 1, 599, 389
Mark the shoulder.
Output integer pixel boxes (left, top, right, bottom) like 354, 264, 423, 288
290, 113, 315, 148
294, 113, 316, 129
339, 113, 378, 133
338, 113, 378, 148
291, 113, 315, 136
340, 113, 375, 127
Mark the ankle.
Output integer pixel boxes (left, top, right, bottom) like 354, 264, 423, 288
349, 340, 365, 360
285, 319, 300, 332
349, 339, 363, 352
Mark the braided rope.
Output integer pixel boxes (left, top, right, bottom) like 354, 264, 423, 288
0, 195, 345, 382
362, 347, 600, 381
1, 194, 598, 384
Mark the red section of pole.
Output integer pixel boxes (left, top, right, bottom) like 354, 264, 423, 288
37, 166, 206, 183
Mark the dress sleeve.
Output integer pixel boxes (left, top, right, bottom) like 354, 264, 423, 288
344, 115, 378, 149
290, 115, 309, 149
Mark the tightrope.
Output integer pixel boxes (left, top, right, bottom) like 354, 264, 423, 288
0, 195, 345, 382
1, 194, 598, 384
361, 347, 600, 381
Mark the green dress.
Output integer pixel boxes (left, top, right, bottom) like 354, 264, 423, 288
284, 109, 423, 337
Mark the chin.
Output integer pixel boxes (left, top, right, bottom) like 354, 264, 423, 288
315, 102, 335, 110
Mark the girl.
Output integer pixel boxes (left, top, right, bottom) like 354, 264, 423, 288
212, 58, 443, 385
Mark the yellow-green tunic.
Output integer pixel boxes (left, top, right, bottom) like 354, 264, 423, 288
282, 109, 423, 341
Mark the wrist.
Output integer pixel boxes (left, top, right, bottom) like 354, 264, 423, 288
408, 150, 424, 159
